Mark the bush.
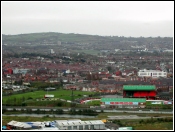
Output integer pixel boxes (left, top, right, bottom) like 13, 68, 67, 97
77, 110, 82, 115
40, 110, 46, 114
56, 109, 63, 114
27, 97, 33, 100
21, 102, 27, 106
45, 115, 50, 118
57, 101, 63, 107
139, 119, 144, 124
70, 103, 76, 107
36, 109, 40, 114
69, 109, 76, 115
26, 109, 32, 114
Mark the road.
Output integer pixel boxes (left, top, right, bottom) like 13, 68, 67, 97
3, 106, 173, 114
107, 115, 173, 120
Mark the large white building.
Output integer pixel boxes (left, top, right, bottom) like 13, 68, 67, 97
55, 120, 105, 130
138, 69, 167, 78
50, 49, 55, 54
7, 119, 106, 130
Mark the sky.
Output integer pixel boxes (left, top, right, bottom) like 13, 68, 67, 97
1, 1, 174, 37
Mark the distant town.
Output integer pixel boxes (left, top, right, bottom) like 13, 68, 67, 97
2, 33, 173, 130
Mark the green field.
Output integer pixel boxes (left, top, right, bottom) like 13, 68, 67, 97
132, 122, 173, 130
2, 89, 97, 104
86, 100, 101, 106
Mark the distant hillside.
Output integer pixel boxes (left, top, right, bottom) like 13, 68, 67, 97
2, 32, 112, 45
2, 32, 173, 46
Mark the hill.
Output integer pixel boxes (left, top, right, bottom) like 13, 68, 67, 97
2, 32, 173, 47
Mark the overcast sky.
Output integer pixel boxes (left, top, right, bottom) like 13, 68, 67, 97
1, 1, 174, 37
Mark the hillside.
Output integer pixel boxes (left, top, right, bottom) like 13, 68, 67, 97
2, 32, 115, 45
2, 32, 173, 47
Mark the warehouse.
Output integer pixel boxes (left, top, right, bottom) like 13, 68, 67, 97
55, 120, 105, 130
100, 98, 146, 108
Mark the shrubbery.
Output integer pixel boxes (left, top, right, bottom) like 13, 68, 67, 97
139, 117, 173, 124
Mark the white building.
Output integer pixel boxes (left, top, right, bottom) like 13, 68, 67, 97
138, 69, 167, 78
55, 120, 105, 130
7, 120, 106, 130
163, 50, 173, 53
115, 49, 120, 52
13, 68, 30, 75
50, 49, 55, 54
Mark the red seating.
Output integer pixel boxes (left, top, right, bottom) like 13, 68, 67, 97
133, 91, 156, 97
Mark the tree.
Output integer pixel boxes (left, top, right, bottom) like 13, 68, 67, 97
57, 101, 63, 107
56, 109, 63, 114
107, 66, 112, 72
36, 109, 40, 114
139, 119, 144, 124
59, 79, 63, 87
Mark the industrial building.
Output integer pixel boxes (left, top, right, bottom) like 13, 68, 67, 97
5, 119, 106, 130
55, 119, 105, 130
123, 85, 156, 100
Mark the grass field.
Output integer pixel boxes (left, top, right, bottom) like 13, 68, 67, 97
97, 112, 173, 119
2, 89, 97, 103
86, 100, 101, 105
132, 122, 173, 130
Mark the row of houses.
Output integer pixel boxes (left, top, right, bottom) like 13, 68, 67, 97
2, 68, 171, 83
2, 54, 173, 96
3, 73, 172, 95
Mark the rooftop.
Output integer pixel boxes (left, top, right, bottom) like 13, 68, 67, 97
123, 85, 156, 91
